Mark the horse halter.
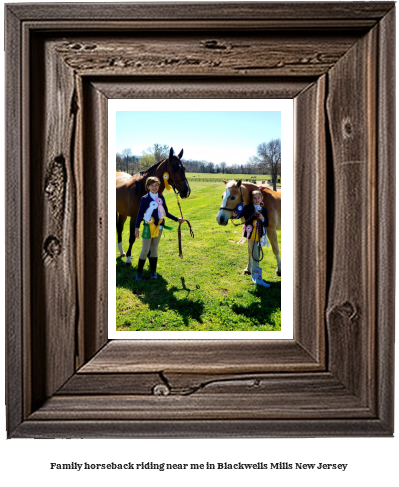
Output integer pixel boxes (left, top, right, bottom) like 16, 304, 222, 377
166, 159, 190, 196
219, 186, 245, 215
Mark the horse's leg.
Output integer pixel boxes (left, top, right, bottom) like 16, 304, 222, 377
267, 228, 281, 276
116, 213, 127, 257
125, 216, 136, 266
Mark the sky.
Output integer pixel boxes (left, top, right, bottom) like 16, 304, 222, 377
115, 110, 282, 167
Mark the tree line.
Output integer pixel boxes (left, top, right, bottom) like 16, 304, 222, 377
116, 139, 281, 190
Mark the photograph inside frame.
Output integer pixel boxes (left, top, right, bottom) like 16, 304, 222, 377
109, 99, 293, 339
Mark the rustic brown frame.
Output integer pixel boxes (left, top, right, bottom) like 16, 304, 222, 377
5, 2, 395, 438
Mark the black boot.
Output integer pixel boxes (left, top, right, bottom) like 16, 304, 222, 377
135, 258, 146, 281
149, 257, 158, 279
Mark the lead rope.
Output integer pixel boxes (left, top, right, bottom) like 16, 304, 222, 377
252, 215, 264, 263
231, 213, 264, 263
175, 193, 194, 259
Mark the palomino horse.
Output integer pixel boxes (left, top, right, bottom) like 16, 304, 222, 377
116, 147, 190, 265
216, 180, 281, 276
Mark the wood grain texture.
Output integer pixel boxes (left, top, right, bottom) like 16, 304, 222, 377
79, 340, 320, 374
53, 33, 360, 78
5, 2, 395, 438
325, 26, 377, 404
7, 2, 394, 23
13, 418, 391, 439
91, 78, 312, 100
375, 7, 395, 432
58, 372, 163, 395
5, 5, 24, 436
81, 81, 109, 362
60, 371, 359, 398
29, 393, 371, 421
294, 76, 326, 363
30, 36, 78, 408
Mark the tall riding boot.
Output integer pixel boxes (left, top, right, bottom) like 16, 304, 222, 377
135, 258, 146, 281
149, 257, 158, 279
251, 267, 270, 288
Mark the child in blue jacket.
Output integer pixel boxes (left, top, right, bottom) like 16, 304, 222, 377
234, 190, 270, 287
135, 176, 183, 280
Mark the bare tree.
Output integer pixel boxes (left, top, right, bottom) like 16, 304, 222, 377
116, 152, 123, 171
130, 155, 140, 174
198, 161, 206, 173
220, 162, 227, 174
249, 138, 281, 191
122, 148, 132, 173
146, 143, 169, 162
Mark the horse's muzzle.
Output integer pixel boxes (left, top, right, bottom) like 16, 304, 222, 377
216, 210, 229, 226
179, 187, 190, 199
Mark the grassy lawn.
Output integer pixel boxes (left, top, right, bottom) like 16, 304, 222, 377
116, 181, 281, 331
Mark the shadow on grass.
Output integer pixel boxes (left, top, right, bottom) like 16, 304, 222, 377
116, 257, 204, 326
116, 257, 281, 329
230, 281, 281, 328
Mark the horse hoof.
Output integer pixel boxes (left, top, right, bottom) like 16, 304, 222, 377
243, 269, 251, 275
276, 270, 281, 277
125, 262, 132, 267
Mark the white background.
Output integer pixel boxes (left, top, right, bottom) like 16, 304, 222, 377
1, 1, 397, 486
109, 99, 293, 339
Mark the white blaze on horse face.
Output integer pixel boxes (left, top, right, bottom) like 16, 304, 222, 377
216, 189, 231, 223
222, 189, 230, 207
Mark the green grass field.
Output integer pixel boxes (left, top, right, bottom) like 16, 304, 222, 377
116, 181, 281, 331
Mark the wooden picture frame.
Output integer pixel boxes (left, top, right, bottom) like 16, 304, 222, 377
5, 2, 395, 438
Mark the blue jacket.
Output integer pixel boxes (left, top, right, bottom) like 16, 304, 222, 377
135, 193, 178, 229
242, 204, 268, 241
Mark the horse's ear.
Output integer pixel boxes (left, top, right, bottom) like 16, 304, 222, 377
178, 148, 183, 159
222, 179, 228, 185
169, 147, 174, 158
236, 179, 242, 188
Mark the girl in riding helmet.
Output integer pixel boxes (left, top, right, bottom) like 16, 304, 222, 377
233, 189, 270, 287
135, 176, 183, 280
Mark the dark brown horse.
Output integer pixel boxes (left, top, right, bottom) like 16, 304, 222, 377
116, 147, 190, 265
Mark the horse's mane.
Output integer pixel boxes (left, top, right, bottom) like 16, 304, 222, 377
226, 180, 257, 189
225, 180, 238, 189
138, 158, 166, 176
128, 154, 185, 195
126, 158, 168, 194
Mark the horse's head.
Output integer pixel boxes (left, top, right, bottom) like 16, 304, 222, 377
167, 147, 191, 198
216, 180, 244, 226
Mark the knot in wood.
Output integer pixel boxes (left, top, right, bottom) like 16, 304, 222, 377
45, 181, 56, 197
201, 40, 227, 50
339, 301, 358, 321
342, 119, 353, 138
43, 236, 62, 265
152, 383, 170, 396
